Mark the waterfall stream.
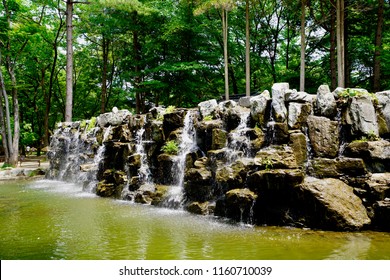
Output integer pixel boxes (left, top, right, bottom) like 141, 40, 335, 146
162, 111, 198, 208
226, 110, 251, 164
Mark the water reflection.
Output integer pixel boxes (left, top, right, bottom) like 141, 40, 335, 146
326, 235, 372, 260
0, 180, 390, 260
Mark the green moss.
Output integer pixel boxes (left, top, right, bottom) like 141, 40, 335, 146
203, 115, 213, 121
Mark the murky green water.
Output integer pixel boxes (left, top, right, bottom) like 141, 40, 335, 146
1, 180, 389, 260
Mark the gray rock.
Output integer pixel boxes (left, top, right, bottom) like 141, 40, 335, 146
288, 102, 312, 129
376, 91, 390, 136
285, 89, 316, 103
250, 90, 271, 126
271, 83, 289, 122
198, 99, 218, 118
316, 85, 337, 118
238, 96, 252, 108
97, 109, 131, 127
347, 95, 379, 137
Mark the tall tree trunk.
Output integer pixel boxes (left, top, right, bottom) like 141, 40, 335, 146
65, 0, 73, 122
0, 55, 10, 162
10, 69, 20, 165
222, 8, 229, 100
133, 12, 142, 114
336, 0, 345, 88
101, 36, 109, 114
373, 0, 384, 92
300, 0, 306, 92
330, 0, 337, 90
245, 0, 250, 97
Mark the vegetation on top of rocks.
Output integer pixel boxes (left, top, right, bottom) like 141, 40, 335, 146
86, 117, 97, 132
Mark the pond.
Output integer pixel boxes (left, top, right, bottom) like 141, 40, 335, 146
1, 179, 390, 260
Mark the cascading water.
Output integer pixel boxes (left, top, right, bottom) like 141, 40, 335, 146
162, 110, 198, 208
135, 124, 152, 185
82, 126, 112, 192
226, 110, 251, 163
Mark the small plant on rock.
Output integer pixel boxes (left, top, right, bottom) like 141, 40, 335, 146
203, 115, 213, 121
161, 140, 179, 155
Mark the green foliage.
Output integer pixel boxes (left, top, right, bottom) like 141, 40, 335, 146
87, 117, 97, 132
262, 157, 273, 171
161, 140, 179, 155
165, 105, 176, 114
1, 163, 14, 169
20, 123, 39, 147
203, 115, 213, 121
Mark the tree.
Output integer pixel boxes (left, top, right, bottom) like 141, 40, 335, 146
195, 0, 235, 101
336, 0, 345, 87
65, 0, 90, 122
300, 0, 306, 92
373, 0, 384, 92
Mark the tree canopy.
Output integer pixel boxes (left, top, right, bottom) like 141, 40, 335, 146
0, 0, 389, 161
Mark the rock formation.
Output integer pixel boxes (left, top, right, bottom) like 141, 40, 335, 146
47, 84, 390, 231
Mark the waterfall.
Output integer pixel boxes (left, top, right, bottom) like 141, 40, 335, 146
163, 111, 198, 208
135, 125, 152, 185
226, 110, 251, 163
82, 126, 112, 192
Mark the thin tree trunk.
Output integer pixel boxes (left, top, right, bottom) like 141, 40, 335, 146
65, 0, 73, 122
245, 0, 250, 97
101, 36, 109, 114
0, 55, 10, 162
373, 0, 384, 92
300, 0, 306, 92
330, 0, 337, 90
336, 0, 345, 88
222, 8, 229, 100
133, 18, 142, 114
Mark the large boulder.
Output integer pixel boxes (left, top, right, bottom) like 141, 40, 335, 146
163, 109, 187, 138
254, 145, 298, 169
97, 109, 131, 127
247, 169, 305, 192
296, 177, 371, 230
307, 157, 367, 179
250, 90, 271, 126
184, 167, 213, 202
198, 99, 218, 118
316, 85, 337, 118
271, 83, 289, 122
376, 91, 390, 136
306, 115, 339, 158
288, 102, 312, 129
347, 95, 379, 137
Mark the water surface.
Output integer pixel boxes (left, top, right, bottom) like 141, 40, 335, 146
1, 180, 389, 260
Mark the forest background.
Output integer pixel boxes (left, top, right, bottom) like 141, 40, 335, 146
0, 0, 389, 165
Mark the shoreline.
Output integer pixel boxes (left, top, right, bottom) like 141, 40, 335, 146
0, 161, 49, 181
